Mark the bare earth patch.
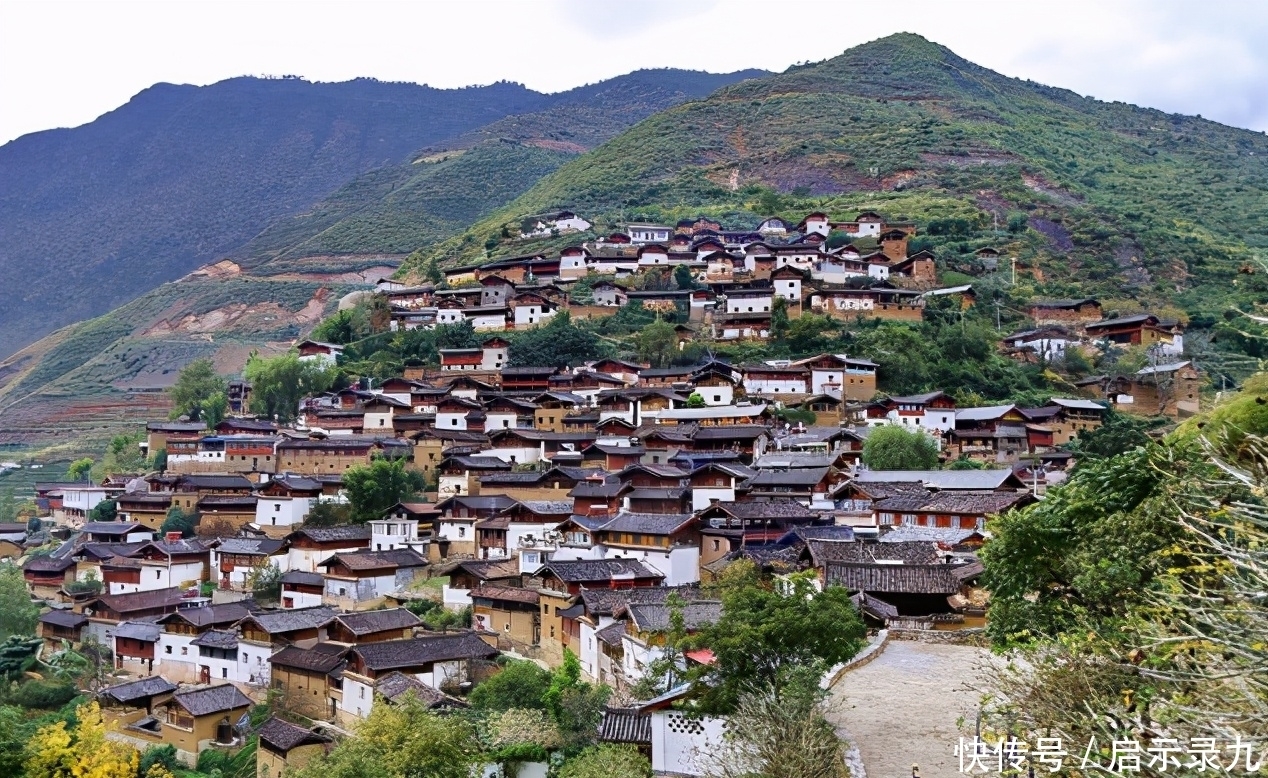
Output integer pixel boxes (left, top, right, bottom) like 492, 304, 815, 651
831, 640, 1000, 778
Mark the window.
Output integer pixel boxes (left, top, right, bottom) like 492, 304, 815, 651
165, 645, 172, 654
711, 539, 720, 552
156, 570, 162, 579
221, 668, 228, 678
180, 646, 188, 655
458, 527, 466, 538
241, 653, 247, 662
274, 504, 281, 512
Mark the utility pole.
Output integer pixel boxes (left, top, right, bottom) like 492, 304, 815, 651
1010, 256, 1017, 286
994, 299, 1002, 331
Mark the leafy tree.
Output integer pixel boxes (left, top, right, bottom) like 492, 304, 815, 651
1068, 406, 1163, 460
469, 659, 552, 712
149, 448, 167, 472
291, 693, 480, 778
244, 352, 338, 423
302, 500, 350, 527
559, 745, 652, 778
27, 515, 42, 534
169, 358, 227, 422
25, 700, 138, 778
0, 563, 38, 639
138, 744, 180, 778
343, 457, 425, 523
245, 563, 283, 602
159, 506, 197, 538
508, 313, 609, 368
947, 455, 987, 470
201, 391, 228, 429
688, 563, 865, 714
708, 683, 848, 778
1006, 211, 1029, 233
88, 499, 117, 523
66, 458, 94, 481
769, 296, 790, 345
424, 256, 444, 285
93, 431, 146, 478
672, 263, 697, 290
785, 314, 837, 356
635, 319, 678, 368
824, 229, 852, 249
685, 392, 706, 408
861, 425, 939, 470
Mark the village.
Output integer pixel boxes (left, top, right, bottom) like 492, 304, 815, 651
6, 208, 1205, 777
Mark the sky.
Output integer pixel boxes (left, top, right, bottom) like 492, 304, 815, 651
3, 0, 1268, 145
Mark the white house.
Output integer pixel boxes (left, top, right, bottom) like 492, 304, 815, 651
627, 224, 672, 243
296, 340, 344, 368
724, 288, 773, 314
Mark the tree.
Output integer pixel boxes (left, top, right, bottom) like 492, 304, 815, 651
302, 500, 350, 528
469, 659, 552, 712
342, 457, 425, 523
707, 684, 848, 778
67, 458, 94, 481
291, 693, 480, 778
244, 352, 338, 423
88, 499, 117, 523
559, 745, 652, 778
159, 506, 198, 538
861, 425, 939, 470
685, 392, 706, 409
786, 314, 836, 356
94, 432, 146, 478
149, 448, 168, 472
25, 701, 139, 778
1068, 406, 1162, 460
689, 563, 865, 714
169, 358, 227, 422
0, 563, 39, 639
508, 313, 609, 368
635, 319, 678, 369
201, 392, 228, 429
673, 264, 697, 291
245, 563, 282, 602
769, 296, 790, 344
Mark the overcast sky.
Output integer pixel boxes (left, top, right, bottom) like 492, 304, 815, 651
3, 0, 1267, 145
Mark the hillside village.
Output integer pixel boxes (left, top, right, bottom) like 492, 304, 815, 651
3, 208, 1210, 776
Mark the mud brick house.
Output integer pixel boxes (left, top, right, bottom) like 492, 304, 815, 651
82, 587, 197, 645
236, 606, 338, 685
949, 404, 1031, 463
537, 559, 665, 596
1084, 313, 1182, 350
257, 717, 333, 778
432, 495, 516, 561
473, 499, 573, 565
442, 557, 522, 610
116, 492, 175, 530
471, 584, 543, 650
1027, 298, 1103, 326
1032, 398, 1107, 444
144, 422, 208, 460
696, 499, 822, 571
286, 526, 371, 573
113, 621, 162, 676
276, 436, 410, 476
280, 571, 325, 609
211, 537, 285, 591
1120, 361, 1202, 417
339, 633, 498, 724
152, 684, 253, 765
37, 609, 87, 650
438, 455, 512, 497
873, 490, 1033, 531
168, 474, 254, 514
317, 548, 428, 610
24, 554, 78, 599
255, 475, 323, 537
267, 643, 351, 720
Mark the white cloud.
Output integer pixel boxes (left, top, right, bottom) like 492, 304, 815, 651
1, 0, 1266, 145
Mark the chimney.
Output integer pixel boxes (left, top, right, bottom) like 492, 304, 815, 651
166, 531, 183, 543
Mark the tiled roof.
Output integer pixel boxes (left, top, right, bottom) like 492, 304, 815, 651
113, 621, 162, 641
626, 601, 722, 633
242, 606, 337, 635
825, 562, 964, 595
852, 469, 1020, 490
173, 684, 252, 716
258, 717, 332, 753
191, 629, 239, 650
91, 587, 188, 614
748, 467, 829, 487
375, 671, 466, 708
599, 512, 694, 536
159, 601, 254, 628
353, 632, 497, 671
25, 554, 76, 572
599, 708, 652, 744
83, 522, 145, 536
287, 526, 372, 543
703, 499, 817, 520
101, 676, 177, 703
470, 584, 540, 605
540, 559, 663, 583
334, 608, 421, 636
594, 620, 628, 646
214, 537, 285, 555
269, 642, 350, 673
807, 539, 940, 567
39, 610, 87, 628
280, 570, 326, 587
321, 548, 427, 572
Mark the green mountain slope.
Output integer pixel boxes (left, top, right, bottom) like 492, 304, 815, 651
408, 33, 1268, 323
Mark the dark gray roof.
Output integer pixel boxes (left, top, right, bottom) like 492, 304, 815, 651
214, 537, 285, 555
113, 621, 162, 642
748, 467, 830, 487
280, 570, 325, 587
258, 717, 332, 753
320, 548, 427, 572
334, 608, 421, 636
159, 602, 254, 628
375, 671, 466, 708
825, 562, 964, 595
702, 499, 817, 520
39, 610, 87, 629
808, 540, 940, 567
626, 601, 722, 633
101, 676, 177, 704
269, 642, 350, 673
191, 629, 239, 650
599, 512, 694, 535
241, 606, 337, 635
83, 522, 145, 536
172, 684, 252, 716
599, 708, 652, 744
594, 620, 629, 646
287, 526, 372, 543
540, 559, 663, 583
353, 632, 497, 671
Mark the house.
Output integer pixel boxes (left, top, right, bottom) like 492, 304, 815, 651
338, 633, 498, 724
1085, 313, 1183, 353
24, 554, 78, 599
470, 584, 542, 650
950, 405, 1032, 463
627, 224, 673, 243
620, 601, 723, 687
741, 363, 809, 397
1040, 398, 1107, 444
594, 512, 700, 586
280, 570, 325, 609
211, 537, 285, 592
236, 606, 338, 685
432, 495, 517, 561
1004, 326, 1081, 362
159, 685, 253, 764
254, 475, 322, 538
328, 608, 421, 644
318, 548, 428, 610
474, 499, 572, 565
296, 340, 344, 367
267, 643, 351, 720
112, 621, 163, 676
1113, 361, 1202, 417
38, 609, 87, 651
874, 391, 957, 433
285, 526, 371, 573
256, 717, 333, 778
873, 490, 1033, 532
155, 601, 255, 684
82, 588, 197, 645
1027, 298, 1103, 326
116, 492, 176, 531
537, 559, 665, 596
442, 557, 522, 610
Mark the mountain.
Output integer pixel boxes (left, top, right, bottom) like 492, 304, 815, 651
0, 67, 765, 450
0, 68, 764, 360
407, 33, 1268, 324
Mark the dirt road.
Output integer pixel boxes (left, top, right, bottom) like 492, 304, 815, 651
831, 639, 998, 778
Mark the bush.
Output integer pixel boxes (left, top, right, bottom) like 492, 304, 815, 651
861, 425, 940, 470
139, 744, 180, 777
469, 660, 552, 712
9, 679, 78, 709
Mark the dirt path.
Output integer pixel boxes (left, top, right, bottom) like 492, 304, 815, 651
831, 640, 998, 778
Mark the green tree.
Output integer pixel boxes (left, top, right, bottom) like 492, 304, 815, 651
138, 744, 180, 778
508, 313, 609, 368
169, 358, 227, 422
769, 296, 790, 344
947, 455, 986, 470
159, 507, 197, 538
343, 457, 425, 523
689, 563, 865, 714
685, 392, 706, 408
149, 448, 168, 472
87, 499, 117, 523
635, 319, 678, 369
423, 256, 443, 285
244, 352, 338, 423
1068, 406, 1163, 460
201, 392, 228, 430
245, 564, 282, 603
559, 745, 652, 778
94, 431, 146, 477
673, 264, 697, 291
785, 314, 836, 356
469, 659, 552, 712
0, 564, 38, 639
861, 425, 939, 470
291, 693, 480, 778
302, 501, 350, 527
66, 458, 94, 481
